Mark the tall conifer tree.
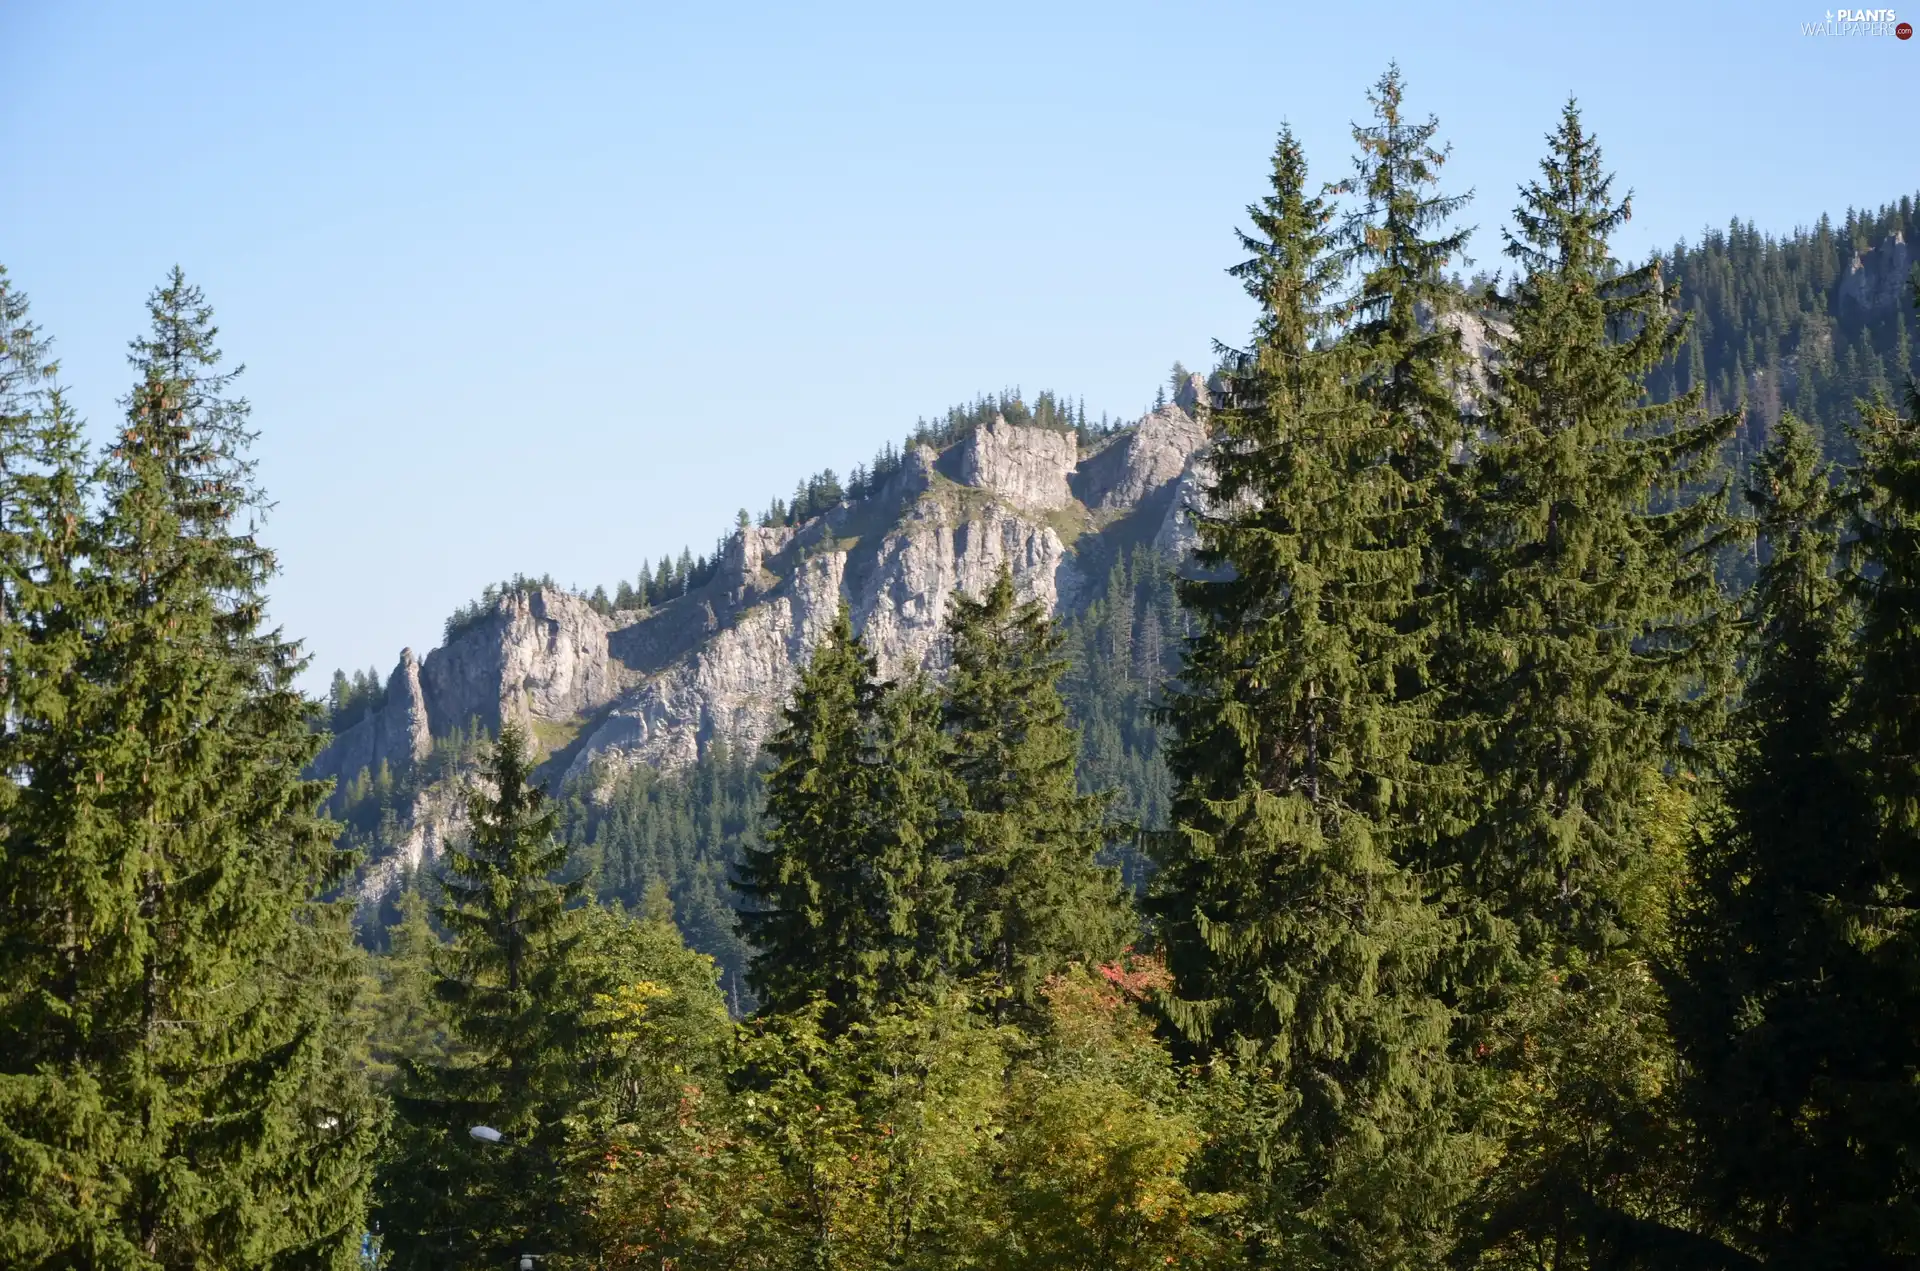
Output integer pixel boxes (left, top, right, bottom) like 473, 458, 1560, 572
1338, 65, 1474, 524
1151, 112, 1472, 1269
735, 605, 957, 1027
362, 886, 453, 1085
1442, 102, 1733, 961
1435, 104, 1736, 1266
943, 568, 1129, 1009
1665, 415, 1904, 1263
0, 267, 118, 1268
0, 269, 380, 1269
1831, 381, 1920, 1254
379, 721, 590, 1269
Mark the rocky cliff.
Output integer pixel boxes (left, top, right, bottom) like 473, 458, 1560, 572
955, 414, 1079, 511
310, 649, 431, 791
1838, 229, 1913, 317
1076, 387, 1209, 511
316, 402, 1215, 895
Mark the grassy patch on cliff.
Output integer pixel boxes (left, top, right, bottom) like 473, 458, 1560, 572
531, 715, 586, 764
1043, 499, 1094, 547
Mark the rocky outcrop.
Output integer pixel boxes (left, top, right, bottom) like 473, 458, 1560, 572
856, 493, 1074, 677
956, 416, 1078, 511
310, 648, 431, 791
419, 587, 626, 739
720, 525, 794, 604
1154, 453, 1214, 559
564, 491, 1076, 783
1174, 372, 1210, 413
1839, 230, 1914, 317
328, 399, 1209, 897
1074, 403, 1208, 511
1441, 309, 1507, 410
565, 551, 849, 776
353, 770, 474, 901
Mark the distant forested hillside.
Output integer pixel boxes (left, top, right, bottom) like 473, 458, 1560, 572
1646, 194, 1917, 463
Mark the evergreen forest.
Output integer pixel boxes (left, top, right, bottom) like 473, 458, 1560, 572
5, 67, 1920, 1271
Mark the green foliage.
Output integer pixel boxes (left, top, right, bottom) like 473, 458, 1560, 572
557, 743, 761, 1009
333, 720, 494, 929
358, 887, 453, 1085
579, 968, 1227, 1271
906, 386, 1082, 453
944, 568, 1133, 1008
442, 571, 557, 642
1440, 101, 1735, 965
1660, 397, 1920, 1265
731, 993, 1012, 1270
983, 968, 1237, 1271
1669, 413, 1876, 1260
561, 899, 733, 1128
377, 721, 592, 1268
1430, 105, 1737, 1262
380, 871, 730, 1270
1461, 779, 1700, 1269
769, 387, 1114, 523
1153, 87, 1481, 1268
326, 664, 388, 732
15, 73, 1920, 1271
1059, 545, 1181, 884
1643, 190, 1920, 466
567, 909, 752, 1271
782, 467, 846, 523
0, 268, 380, 1270
736, 605, 959, 1028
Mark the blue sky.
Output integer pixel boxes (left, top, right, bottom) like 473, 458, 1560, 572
2, 0, 1912, 690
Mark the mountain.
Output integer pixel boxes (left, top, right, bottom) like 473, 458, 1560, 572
319, 377, 1217, 962
322, 192, 1920, 990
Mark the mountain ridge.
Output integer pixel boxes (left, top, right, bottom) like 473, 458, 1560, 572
321, 199, 1920, 908
318, 375, 1222, 899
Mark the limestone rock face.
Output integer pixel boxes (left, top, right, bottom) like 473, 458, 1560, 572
353, 769, 475, 901
419, 587, 626, 739
564, 491, 1074, 783
310, 647, 432, 792
566, 549, 848, 776
855, 493, 1073, 678
1839, 231, 1914, 317
722, 525, 794, 602
1074, 403, 1208, 511
1441, 308, 1510, 410
384, 650, 434, 766
899, 443, 938, 494
1153, 453, 1215, 559
1405, 304, 1512, 413
956, 416, 1078, 511
325, 400, 1211, 898
1173, 371, 1209, 412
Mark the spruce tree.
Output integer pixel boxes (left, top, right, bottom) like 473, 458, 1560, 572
0, 267, 111, 1267
735, 604, 956, 1027
1149, 118, 1470, 1270
1442, 101, 1734, 960
1439, 108, 1741, 1260
1838, 382, 1920, 1252
1665, 415, 1904, 1263
378, 721, 591, 1269
1337, 64, 1474, 506
0, 269, 380, 1269
942, 567, 1130, 1009
362, 886, 452, 1085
